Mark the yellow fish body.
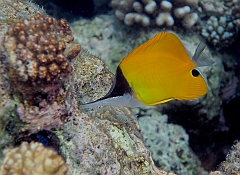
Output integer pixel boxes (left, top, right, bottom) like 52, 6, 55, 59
81, 32, 209, 108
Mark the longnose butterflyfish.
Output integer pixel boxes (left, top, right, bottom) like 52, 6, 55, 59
81, 31, 212, 108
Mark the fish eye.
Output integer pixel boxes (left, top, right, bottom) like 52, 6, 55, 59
191, 69, 200, 77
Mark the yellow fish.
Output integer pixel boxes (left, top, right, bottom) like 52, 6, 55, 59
81, 32, 210, 108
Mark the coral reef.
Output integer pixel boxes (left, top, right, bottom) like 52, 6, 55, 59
1, 0, 239, 175
17, 100, 68, 133
208, 171, 222, 175
71, 15, 237, 171
199, 0, 225, 16
201, 16, 237, 47
110, 0, 240, 47
3, 13, 80, 85
232, 3, 240, 27
0, 36, 25, 158
136, 108, 207, 175
1, 13, 81, 115
0, 142, 68, 175
199, 0, 240, 47
14, 130, 61, 153
0, 0, 47, 36
199, 53, 232, 120
0, 12, 80, 133
217, 141, 240, 174
0, 0, 51, 160
222, 0, 240, 27
110, 0, 200, 29
12, 81, 70, 133
61, 49, 173, 175
0, 65, 14, 119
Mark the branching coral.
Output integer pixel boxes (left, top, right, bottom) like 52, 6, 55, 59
199, 0, 240, 47
3, 14, 80, 85
222, 0, 240, 27
0, 13, 81, 133
201, 15, 237, 46
232, 4, 240, 27
0, 142, 68, 175
111, 0, 200, 29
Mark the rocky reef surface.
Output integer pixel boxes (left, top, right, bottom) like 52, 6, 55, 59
0, 0, 240, 175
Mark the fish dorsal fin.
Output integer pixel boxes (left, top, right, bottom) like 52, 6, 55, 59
192, 41, 215, 67
121, 32, 191, 65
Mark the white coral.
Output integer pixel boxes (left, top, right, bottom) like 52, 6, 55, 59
111, 0, 200, 28
156, 12, 174, 26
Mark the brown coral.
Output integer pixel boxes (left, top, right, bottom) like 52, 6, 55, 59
0, 0, 47, 36
0, 142, 68, 175
3, 14, 80, 84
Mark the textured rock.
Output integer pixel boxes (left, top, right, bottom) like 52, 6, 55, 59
17, 100, 68, 132
60, 50, 168, 174
217, 141, 240, 174
0, 0, 46, 36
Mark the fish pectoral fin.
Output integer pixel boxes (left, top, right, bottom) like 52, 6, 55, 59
81, 93, 144, 108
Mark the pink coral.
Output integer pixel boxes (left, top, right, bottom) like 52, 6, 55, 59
17, 100, 68, 132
